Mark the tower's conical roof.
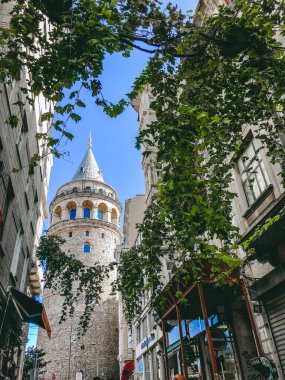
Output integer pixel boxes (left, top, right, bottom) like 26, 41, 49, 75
72, 134, 104, 182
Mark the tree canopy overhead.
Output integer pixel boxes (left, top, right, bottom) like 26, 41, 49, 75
1, 0, 285, 324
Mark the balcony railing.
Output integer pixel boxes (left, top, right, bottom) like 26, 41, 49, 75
52, 186, 121, 205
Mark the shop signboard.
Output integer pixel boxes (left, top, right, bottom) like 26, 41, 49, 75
141, 333, 155, 350
188, 315, 218, 338
136, 331, 157, 358
168, 320, 187, 346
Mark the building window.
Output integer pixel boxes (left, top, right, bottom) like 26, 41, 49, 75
0, 161, 4, 177
0, 177, 15, 240
101, 233, 105, 239
84, 243, 90, 253
85, 186, 91, 192
85, 231, 89, 237
10, 228, 23, 277
80, 167, 85, 173
238, 140, 270, 206
70, 208, 76, 219
142, 316, 148, 338
72, 187, 77, 192
69, 232, 72, 237
98, 209, 103, 220
136, 324, 141, 343
84, 207, 90, 219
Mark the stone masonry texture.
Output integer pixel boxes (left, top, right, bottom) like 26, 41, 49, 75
37, 148, 122, 380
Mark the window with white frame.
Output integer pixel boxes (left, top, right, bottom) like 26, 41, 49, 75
10, 228, 23, 278
237, 140, 270, 206
142, 316, 148, 338
136, 324, 141, 343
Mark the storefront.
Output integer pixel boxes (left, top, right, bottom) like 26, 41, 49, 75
135, 329, 165, 380
155, 269, 272, 380
247, 209, 285, 378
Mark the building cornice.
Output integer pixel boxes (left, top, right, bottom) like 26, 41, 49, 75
48, 218, 123, 239
50, 188, 122, 213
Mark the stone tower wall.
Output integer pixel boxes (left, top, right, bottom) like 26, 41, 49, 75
37, 179, 122, 380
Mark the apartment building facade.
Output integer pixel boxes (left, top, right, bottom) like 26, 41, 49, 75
119, 0, 285, 379
127, 83, 285, 380
0, 4, 53, 379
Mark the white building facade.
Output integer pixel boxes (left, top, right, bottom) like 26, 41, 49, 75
0, 3, 53, 379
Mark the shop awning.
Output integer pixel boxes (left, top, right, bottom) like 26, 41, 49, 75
10, 287, 51, 339
167, 341, 181, 358
120, 360, 134, 380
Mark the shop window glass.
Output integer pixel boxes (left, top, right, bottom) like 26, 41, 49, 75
70, 208, 76, 219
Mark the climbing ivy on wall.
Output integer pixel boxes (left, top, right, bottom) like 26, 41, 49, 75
116, 0, 285, 320
1, 0, 284, 324
37, 236, 108, 332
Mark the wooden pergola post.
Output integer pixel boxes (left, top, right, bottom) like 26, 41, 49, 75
198, 283, 219, 380
161, 320, 170, 380
176, 303, 189, 380
242, 282, 264, 356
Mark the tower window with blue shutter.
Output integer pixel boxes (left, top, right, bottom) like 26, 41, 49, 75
98, 209, 103, 220
70, 208, 76, 220
84, 207, 90, 219
84, 243, 90, 253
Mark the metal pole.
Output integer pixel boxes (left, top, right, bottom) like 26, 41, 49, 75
198, 283, 219, 380
242, 283, 263, 356
161, 320, 170, 380
176, 304, 188, 380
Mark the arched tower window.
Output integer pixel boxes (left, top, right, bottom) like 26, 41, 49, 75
66, 201, 77, 220
82, 200, 94, 219
98, 209, 103, 220
70, 209, 76, 219
84, 242, 90, 253
85, 186, 91, 192
111, 208, 118, 225
84, 208, 90, 219
54, 206, 62, 221
98, 203, 107, 221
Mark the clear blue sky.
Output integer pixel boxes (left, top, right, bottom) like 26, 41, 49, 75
29, 0, 198, 349
46, 0, 198, 219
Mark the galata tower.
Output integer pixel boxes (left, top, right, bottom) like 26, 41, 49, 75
37, 135, 122, 380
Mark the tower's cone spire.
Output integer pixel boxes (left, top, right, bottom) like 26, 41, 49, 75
88, 132, 92, 149
72, 133, 104, 182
